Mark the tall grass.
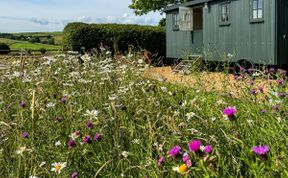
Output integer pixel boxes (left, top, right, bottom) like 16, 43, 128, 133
0, 52, 287, 177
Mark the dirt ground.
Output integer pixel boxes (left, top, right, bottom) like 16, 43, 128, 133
143, 66, 274, 97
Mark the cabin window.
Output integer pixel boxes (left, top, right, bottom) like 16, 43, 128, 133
219, 2, 230, 26
250, 0, 264, 22
179, 7, 193, 31
172, 13, 179, 30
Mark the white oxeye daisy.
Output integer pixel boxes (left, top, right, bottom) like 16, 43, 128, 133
16, 146, 26, 155
84, 110, 99, 119
29, 176, 39, 178
55, 141, 61, 147
51, 162, 67, 174
185, 112, 196, 120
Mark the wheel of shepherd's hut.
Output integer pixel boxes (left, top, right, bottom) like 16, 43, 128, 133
233, 58, 255, 76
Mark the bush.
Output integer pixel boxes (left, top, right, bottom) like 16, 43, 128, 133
63, 23, 165, 56
39, 48, 47, 55
0, 43, 11, 55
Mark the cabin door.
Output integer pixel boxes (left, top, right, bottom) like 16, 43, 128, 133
191, 7, 204, 54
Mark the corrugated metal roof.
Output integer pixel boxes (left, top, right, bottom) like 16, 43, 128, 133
164, 0, 216, 12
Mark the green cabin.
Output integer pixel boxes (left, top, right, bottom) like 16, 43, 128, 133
164, 0, 288, 66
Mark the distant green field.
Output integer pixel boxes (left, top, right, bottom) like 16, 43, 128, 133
0, 38, 62, 50
14, 31, 63, 45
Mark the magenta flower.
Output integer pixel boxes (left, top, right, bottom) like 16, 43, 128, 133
71, 171, 78, 178
189, 140, 201, 152
157, 157, 165, 166
185, 159, 192, 168
203, 145, 212, 153
252, 145, 270, 156
19, 101, 26, 108
68, 139, 76, 149
93, 134, 102, 141
21, 132, 29, 138
168, 145, 181, 157
86, 121, 93, 129
223, 107, 237, 117
182, 153, 189, 162
83, 135, 91, 143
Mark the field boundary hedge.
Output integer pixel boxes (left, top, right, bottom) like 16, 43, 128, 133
63, 22, 165, 56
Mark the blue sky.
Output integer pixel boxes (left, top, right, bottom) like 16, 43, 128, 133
0, 0, 163, 32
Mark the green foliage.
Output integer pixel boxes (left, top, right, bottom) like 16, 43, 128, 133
129, 0, 187, 15
39, 48, 47, 55
158, 18, 166, 27
0, 54, 287, 177
0, 42, 10, 54
63, 22, 165, 56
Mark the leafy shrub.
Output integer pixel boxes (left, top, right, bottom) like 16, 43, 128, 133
63, 22, 165, 56
0, 43, 10, 54
39, 48, 47, 55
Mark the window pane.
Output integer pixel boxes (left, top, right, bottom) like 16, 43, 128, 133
253, 10, 258, 19
253, 0, 258, 10
258, 0, 263, 9
258, 9, 263, 19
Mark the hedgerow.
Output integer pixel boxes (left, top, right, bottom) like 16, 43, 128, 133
63, 22, 165, 56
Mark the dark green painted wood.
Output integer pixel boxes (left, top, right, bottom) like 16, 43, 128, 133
276, 0, 288, 65
166, 12, 203, 58
165, 0, 281, 65
203, 0, 276, 64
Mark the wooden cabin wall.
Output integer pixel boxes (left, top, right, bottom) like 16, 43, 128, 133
203, 0, 276, 64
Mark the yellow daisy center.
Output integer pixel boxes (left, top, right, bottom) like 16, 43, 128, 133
55, 164, 62, 171
179, 164, 187, 174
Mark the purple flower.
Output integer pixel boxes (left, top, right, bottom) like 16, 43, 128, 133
248, 68, 254, 74
261, 109, 267, 114
189, 140, 201, 152
269, 68, 275, 73
93, 134, 102, 141
157, 157, 165, 166
258, 86, 264, 93
60, 96, 67, 103
86, 121, 93, 129
252, 145, 270, 156
273, 105, 279, 111
278, 92, 286, 98
250, 89, 257, 95
168, 145, 181, 157
203, 145, 212, 153
223, 107, 237, 117
249, 79, 254, 86
21, 132, 29, 138
68, 139, 76, 149
71, 172, 78, 178
19, 101, 26, 108
182, 153, 190, 162
83, 135, 91, 143
185, 159, 192, 168
277, 79, 284, 85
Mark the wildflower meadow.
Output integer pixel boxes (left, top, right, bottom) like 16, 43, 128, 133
0, 52, 287, 177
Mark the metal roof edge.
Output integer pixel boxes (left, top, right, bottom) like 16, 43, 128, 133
164, 0, 216, 12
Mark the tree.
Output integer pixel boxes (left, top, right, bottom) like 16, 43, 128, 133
0, 43, 10, 55
129, 0, 186, 15
158, 18, 166, 27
